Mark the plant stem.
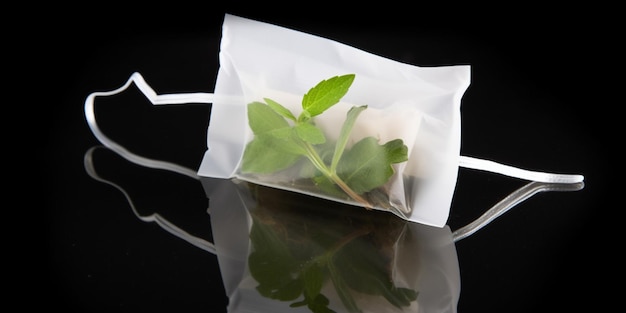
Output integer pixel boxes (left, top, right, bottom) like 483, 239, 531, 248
309, 226, 372, 269
303, 142, 372, 209
328, 173, 372, 209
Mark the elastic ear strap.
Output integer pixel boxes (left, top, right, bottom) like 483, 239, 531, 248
130, 72, 216, 105
84, 72, 214, 179
459, 156, 584, 183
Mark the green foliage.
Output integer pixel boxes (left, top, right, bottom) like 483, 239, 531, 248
247, 184, 418, 313
241, 74, 408, 207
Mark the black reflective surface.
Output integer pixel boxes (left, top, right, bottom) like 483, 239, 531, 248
42, 7, 615, 313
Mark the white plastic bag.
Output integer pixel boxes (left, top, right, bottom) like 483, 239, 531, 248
196, 14, 583, 227
198, 14, 470, 227
84, 14, 584, 228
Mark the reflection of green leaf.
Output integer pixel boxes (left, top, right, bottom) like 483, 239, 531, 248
247, 182, 417, 313
248, 215, 303, 301
333, 233, 418, 308
249, 213, 337, 312
303, 263, 325, 302
291, 293, 336, 313
328, 260, 362, 313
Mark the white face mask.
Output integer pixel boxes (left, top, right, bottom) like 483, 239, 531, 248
85, 13, 583, 228
83, 14, 585, 313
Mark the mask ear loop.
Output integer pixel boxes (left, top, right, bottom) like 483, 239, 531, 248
452, 156, 585, 241
84, 72, 215, 179
84, 72, 217, 253
451, 180, 584, 242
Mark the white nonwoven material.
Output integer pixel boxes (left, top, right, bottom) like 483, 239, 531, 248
198, 14, 471, 227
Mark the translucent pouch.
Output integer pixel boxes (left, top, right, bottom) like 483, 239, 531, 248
85, 14, 584, 228
199, 14, 470, 227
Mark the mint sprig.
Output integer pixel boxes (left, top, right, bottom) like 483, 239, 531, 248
241, 74, 408, 208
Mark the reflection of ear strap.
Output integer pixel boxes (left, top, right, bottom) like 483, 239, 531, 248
84, 146, 216, 254
84, 73, 220, 254
84, 72, 214, 179
451, 180, 584, 242
458, 155, 584, 184
454, 156, 584, 241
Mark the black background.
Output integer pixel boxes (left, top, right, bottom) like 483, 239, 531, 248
34, 3, 618, 312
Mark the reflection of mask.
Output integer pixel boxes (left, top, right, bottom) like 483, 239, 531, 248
85, 14, 584, 228
206, 178, 461, 313
84, 145, 583, 313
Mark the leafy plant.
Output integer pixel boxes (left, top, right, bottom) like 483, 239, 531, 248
241, 74, 408, 208
247, 183, 418, 313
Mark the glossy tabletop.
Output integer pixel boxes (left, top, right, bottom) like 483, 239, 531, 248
41, 7, 615, 313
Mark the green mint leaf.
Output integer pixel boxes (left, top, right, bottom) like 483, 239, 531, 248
331, 105, 367, 171
302, 74, 355, 117
247, 101, 290, 134
298, 110, 312, 123
383, 139, 409, 164
258, 130, 308, 155
241, 136, 302, 173
264, 126, 293, 140
264, 97, 297, 121
243, 101, 309, 173
242, 74, 409, 209
337, 137, 408, 194
295, 122, 326, 144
